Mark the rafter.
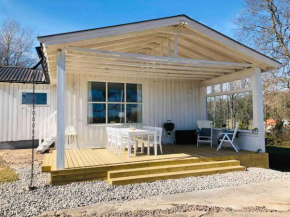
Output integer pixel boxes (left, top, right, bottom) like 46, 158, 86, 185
66, 47, 253, 69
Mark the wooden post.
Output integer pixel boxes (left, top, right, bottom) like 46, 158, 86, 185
174, 34, 178, 58
251, 67, 265, 152
167, 37, 171, 57
199, 85, 207, 120
56, 49, 66, 170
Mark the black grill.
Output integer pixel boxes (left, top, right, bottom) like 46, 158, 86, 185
164, 120, 175, 135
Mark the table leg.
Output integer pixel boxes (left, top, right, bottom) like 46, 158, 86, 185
141, 135, 144, 153
154, 132, 157, 156
127, 134, 131, 158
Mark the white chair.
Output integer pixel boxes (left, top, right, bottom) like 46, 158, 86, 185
217, 122, 240, 152
109, 128, 118, 152
114, 129, 138, 157
65, 126, 78, 148
106, 127, 114, 150
146, 127, 163, 155
197, 120, 213, 147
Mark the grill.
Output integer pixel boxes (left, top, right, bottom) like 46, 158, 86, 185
164, 120, 175, 145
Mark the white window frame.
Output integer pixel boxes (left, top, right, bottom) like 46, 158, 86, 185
87, 81, 143, 125
19, 89, 50, 107
205, 78, 254, 132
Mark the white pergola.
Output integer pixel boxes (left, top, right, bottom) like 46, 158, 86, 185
38, 15, 281, 170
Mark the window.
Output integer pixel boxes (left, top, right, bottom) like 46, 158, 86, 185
87, 82, 142, 124
206, 92, 253, 130
21, 92, 48, 105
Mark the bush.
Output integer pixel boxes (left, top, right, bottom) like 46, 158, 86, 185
265, 120, 290, 146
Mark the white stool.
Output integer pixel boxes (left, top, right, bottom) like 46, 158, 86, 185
65, 126, 78, 148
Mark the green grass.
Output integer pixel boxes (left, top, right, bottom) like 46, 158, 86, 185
0, 159, 19, 184
266, 146, 290, 172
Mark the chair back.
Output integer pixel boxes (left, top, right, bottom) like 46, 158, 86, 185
197, 120, 213, 129
232, 122, 239, 141
65, 126, 77, 135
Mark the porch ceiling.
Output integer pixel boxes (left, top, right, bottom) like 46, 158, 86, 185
39, 16, 281, 84
48, 46, 254, 83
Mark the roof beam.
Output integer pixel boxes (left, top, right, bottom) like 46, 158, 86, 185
201, 68, 255, 86
79, 34, 165, 49
66, 47, 253, 69
66, 67, 211, 79
62, 56, 235, 73
64, 62, 225, 76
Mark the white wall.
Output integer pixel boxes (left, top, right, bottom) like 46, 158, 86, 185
1, 72, 263, 152
0, 83, 56, 142
65, 73, 201, 147
212, 129, 261, 152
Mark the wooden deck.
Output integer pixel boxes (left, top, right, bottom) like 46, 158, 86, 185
42, 145, 269, 185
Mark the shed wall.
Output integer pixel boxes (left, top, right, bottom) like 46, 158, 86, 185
0, 83, 56, 142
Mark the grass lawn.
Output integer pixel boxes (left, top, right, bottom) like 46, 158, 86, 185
0, 160, 19, 184
266, 146, 290, 172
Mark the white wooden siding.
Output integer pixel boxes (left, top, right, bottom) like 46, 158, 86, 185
0, 73, 200, 147
0, 83, 56, 142
65, 73, 200, 147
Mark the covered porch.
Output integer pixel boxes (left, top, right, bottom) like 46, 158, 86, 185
37, 15, 281, 183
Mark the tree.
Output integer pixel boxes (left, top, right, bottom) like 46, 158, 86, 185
234, 0, 290, 90
0, 19, 36, 67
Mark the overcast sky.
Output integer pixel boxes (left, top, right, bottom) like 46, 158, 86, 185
0, 0, 244, 43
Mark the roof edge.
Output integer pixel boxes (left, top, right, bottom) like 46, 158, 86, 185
36, 46, 51, 84
38, 14, 187, 39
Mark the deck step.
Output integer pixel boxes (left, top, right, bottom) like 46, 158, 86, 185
108, 160, 240, 178
108, 161, 246, 185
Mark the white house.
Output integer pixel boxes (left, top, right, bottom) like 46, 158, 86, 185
0, 15, 282, 183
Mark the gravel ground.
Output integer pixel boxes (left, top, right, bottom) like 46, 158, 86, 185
104, 204, 290, 217
1, 166, 290, 217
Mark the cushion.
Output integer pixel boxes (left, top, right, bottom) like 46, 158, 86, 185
199, 128, 211, 137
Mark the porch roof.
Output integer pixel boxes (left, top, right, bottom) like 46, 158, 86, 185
38, 14, 282, 84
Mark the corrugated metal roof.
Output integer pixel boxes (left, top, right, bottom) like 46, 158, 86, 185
0, 66, 47, 84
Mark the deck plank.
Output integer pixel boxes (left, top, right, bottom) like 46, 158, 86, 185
66, 150, 75, 169
71, 149, 87, 167
69, 150, 81, 168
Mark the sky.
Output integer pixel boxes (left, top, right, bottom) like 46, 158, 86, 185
0, 0, 245, 43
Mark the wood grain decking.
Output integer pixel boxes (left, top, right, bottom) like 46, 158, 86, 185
42, 145, 269, 185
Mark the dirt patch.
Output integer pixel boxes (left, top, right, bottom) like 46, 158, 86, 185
0, 149, 44, 168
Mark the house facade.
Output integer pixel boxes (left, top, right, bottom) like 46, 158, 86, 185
1, 15, 281, 171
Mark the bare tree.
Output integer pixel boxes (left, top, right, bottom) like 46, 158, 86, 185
0, 19, 36, 67
234, 0, 290, 90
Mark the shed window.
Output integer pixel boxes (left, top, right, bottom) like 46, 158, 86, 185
22, 92, 47, 105
87, 82, 142, 124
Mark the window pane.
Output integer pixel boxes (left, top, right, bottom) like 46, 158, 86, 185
243, 78, 251, 88
108, 104, 125, 123
88, 82, 106, 102
126, 104, 142, 123
88, 103, 106, 124
233, 80, 242, 90
206, 86, 212, 94
206, 92, 253, 130
108, 83, 124, 102
222, 82, 231, 92
213, 84, 221, 93
22, 93, 47, 105
126, 83, 142, 102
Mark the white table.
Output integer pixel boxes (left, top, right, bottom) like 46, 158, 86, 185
121, 128, 157, 157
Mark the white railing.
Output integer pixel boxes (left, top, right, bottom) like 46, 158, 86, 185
39, 111, 57, 146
